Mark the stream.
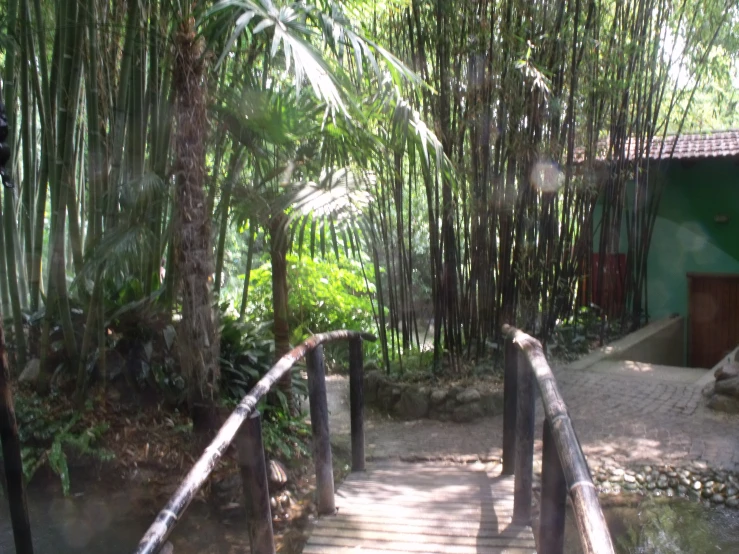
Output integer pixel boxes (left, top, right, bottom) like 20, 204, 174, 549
564, 496, 739, 553
0, 486, 248, 554
4, 487, 739, 553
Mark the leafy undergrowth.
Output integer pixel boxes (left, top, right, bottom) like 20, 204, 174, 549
549, 307, 635, 363
2, 383, 331, 553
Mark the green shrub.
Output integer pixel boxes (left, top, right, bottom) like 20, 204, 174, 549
245, 254, 377, 342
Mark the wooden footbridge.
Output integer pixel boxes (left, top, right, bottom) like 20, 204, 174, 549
113, 327, 611, 554
303, 461, 535, 553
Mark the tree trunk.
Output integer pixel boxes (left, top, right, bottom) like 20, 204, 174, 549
270, 212, 294, 414
173, 18, 220, 444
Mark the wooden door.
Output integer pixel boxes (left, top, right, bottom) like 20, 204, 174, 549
688, 274, 739, 368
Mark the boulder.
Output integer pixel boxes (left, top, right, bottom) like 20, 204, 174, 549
715, 362, 739, 382
714, 376, 739, 398
452, 402, 483, 423
430, 389, 449, 407
480, 391, 504, 416
396, 387, 430, 419
18, 358, 40, 383
456, 387, 481, 404
708, 394, 739, 414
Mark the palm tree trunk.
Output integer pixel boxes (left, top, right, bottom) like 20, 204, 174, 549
270, 212, 293, 413
173, 17, 220, 441
238, 220, 257, 320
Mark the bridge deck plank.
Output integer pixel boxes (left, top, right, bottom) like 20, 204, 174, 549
303, 461, 536, 553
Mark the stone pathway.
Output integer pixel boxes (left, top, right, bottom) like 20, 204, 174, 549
325, 360, 739, 473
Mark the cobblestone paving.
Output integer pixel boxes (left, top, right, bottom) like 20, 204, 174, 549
326, 365, 739, 472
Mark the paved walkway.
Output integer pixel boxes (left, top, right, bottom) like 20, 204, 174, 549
326, 358, 739, 473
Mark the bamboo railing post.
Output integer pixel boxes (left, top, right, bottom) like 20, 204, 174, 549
513, 348, 535, 525
236, 410, 275, 554
0, 314, 35, 554
502, 336, 518, 475
348, 337, 365, 472
307, 345, 335, 514
539, 418, 567, 554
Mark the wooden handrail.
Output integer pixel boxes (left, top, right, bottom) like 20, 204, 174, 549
502, 324, 615, 554
134, 330, 375, 554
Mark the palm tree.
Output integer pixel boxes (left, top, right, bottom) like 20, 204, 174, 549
173, 13, 221, 437
202, 0, 423, 410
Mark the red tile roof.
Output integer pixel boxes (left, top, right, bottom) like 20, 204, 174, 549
641, 129, 739, 160
575, 129, 739, 163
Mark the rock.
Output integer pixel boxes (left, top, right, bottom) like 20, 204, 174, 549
377, 382, 404, 413
635, 473, 645, 484
726, 486, 738, 497
692, 480, 702, 490
726, 497, 739, 508
480, 391, 504, 416
666, 488, 675, 498
623, 474, 636, 483
711, 494, 725, 504
396, 387, 430, 420
452, 402, 483, 423
714, 377, 739, 398
363, 371, 384, 403
268, 460, 289, 490
707, 394, 739, 414
18, 358, 40, 383
702, 382, 715, 398
456, 388, 481, 404
668, 478, 678, 488
430, 389, 449, 407
715, 362, 739, 382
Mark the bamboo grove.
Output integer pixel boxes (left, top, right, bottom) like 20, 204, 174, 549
0, 0, 734, 400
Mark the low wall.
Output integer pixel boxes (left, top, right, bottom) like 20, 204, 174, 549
363, 371, 504, 422
569, 315, 686, 370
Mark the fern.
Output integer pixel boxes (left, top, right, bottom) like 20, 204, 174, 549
0, 392, 114, 496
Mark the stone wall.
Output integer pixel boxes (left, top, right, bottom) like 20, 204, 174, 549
363, 371, 504, 422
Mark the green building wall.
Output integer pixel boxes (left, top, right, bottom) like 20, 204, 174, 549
647, 158, 739, 319
593, 158, 739, 320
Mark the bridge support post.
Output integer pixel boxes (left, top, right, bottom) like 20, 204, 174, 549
502, 336, 518, 475
539, 418, 567, 554
513, 348, 534, 525
348, 337, 365, 472
307, 345, 336, 515
236, 410, 276, 554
